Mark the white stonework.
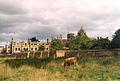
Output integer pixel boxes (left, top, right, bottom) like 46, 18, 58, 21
5, 38, 50, 54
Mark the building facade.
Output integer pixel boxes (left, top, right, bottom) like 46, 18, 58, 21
5, 37, 50, 54
0, 46, 4, 54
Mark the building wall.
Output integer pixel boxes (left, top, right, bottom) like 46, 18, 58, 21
5, 40, 50, 54
0, 48, 3, 53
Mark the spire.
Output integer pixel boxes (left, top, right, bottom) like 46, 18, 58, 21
11, 37, 13, 41
78, 26, 87, 37
81, 25, 83, 30
59, 34, 62, 40
11, 37, 14, 42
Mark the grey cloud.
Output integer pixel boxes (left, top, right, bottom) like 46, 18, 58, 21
0, 0, 120, 45
0, 0, 27, 15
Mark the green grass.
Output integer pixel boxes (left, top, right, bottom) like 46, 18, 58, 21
0, 56, 120, 81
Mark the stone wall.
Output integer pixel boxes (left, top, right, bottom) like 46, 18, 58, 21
55, 49, 120, 58
0, 49, 120, 58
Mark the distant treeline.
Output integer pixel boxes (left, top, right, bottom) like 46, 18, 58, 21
50, 29, 120, 50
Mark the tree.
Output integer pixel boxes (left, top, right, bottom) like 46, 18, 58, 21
91, 38, 111, 49
111, 29, 120, 48
38, 45, 45, 51
68, 28, 92, 50
50, 39, 64, 51
38, 45, 45, 58
67, 33, 75, 41
75, 36, 92, 50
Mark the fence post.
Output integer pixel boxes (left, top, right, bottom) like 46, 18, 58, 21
32, 51, 35, 58
48, 50, 49, 57
27, 52, 30, 58
40, 51, 43, 58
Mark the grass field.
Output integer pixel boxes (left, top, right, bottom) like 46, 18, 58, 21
0, 56, 120, 81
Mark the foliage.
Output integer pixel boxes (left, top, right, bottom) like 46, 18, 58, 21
67, 35, 111, 50
75, 36, 92, 50
91, 38, 111, 49
68, 35, 93, 50
50, 39, 64, 51
20, 49, 29, 53
111, 29, 120, 48
65, 28, 112, 50
38, 45, 45, 51
67, 33, 75, 41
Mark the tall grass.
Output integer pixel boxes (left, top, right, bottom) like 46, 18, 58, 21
0, 56, 120, 81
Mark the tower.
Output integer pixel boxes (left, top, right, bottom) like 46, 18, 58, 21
77, 26, 87, 37
10, 37, 14, 54
47, 38, 49, 44
59, 34, 62, 40
67, 33, 75, 40
5, 42, 9, 53
28, 39, 31, 51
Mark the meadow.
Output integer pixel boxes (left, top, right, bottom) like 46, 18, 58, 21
0, 56, 120, 81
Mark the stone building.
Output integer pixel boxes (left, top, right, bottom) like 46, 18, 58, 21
77, 26, 88, 37
5, 37, 50, 54
0, 46, 4, 54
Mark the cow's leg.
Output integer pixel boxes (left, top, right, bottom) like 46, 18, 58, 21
73, 61, 76, 66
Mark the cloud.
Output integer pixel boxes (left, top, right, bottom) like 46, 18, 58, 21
0, 0, 120, 45
0, 0, 28, 15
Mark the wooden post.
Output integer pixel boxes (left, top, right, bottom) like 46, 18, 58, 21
54, 53, 56, 58
40, 51, 43, 58
32, 51, 35, 58
48, 50, 49, 57
27, 52, 30, 58
77, 51, 80, 57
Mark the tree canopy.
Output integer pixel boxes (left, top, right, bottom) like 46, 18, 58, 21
38, 45, 45, 51
50, 39, 64, 51
111, 29, 120, 48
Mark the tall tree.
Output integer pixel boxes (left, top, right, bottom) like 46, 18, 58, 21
111, 29, 120, 48
38, 45, 45, 51
75, 36, 92, 50
38, 45, 45, 58
91, 38, 111, 49
50, 39, 64, 51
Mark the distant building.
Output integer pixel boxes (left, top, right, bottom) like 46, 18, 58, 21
5, 37, 50, 54
67, 33, 75, 40
77, 26, 88, 37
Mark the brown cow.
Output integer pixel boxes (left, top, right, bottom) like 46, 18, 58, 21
62, 57, 78, 67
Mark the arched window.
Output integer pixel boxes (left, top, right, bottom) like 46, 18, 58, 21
18, 48, 20, 51
35, 48, 37, 50
15, 48, 17, 51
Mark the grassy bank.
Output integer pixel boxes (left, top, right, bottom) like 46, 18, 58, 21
0, 56, 120, 81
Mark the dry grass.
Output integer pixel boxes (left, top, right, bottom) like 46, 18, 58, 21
0, 56, 120, 81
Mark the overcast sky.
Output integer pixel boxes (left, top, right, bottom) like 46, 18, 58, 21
0, 0, 120, 45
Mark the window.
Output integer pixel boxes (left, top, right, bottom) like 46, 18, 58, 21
26, 48, 28, 50
25, 43, 27, 46
15, 48, 17, 51
47, 48, 48, 50
24, 48, 26, 50
18, 48, 20, 51
35, 48, 37, 50
31, 48, 33, 50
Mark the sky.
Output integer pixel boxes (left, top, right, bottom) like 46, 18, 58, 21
0, 0, 120, 45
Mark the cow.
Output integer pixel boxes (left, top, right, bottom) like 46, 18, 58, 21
62, 57, 78, 68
